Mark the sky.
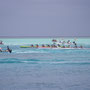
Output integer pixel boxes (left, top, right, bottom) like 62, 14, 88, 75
0, 0, 90, 37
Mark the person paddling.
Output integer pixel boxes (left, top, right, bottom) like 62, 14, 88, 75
73, 41, 77, 48
7, 46, 12, 53
0, 47, 2, 52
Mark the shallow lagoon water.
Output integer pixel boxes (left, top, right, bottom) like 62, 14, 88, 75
0, 38, 90, 90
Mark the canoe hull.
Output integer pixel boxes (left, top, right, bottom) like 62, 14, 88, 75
20, 46, 89, 49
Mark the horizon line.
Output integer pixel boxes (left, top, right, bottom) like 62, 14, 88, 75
0, 36, 90, 38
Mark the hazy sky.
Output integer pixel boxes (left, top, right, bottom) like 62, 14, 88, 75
0, 0, 90, 37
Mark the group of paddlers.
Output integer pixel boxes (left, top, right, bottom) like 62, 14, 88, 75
28, 39, 83, 48
52, 39, 83, 48
0, 39, 83, 52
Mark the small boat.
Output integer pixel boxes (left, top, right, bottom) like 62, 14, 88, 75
0, 46, 12, 53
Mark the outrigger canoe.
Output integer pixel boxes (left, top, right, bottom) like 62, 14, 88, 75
20, 46, 90, 49
20, 46, 57, 48
20, 46, 37, 48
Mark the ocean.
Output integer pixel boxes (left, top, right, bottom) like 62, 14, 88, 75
0, 37, 90, 90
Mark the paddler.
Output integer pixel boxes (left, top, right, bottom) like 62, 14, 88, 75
67, 45, 70, 48
46, 44, 50, 47
42, 44, 45, 47
73, 41, 77, 48
62, 45, 65, 48
7, 46, 12, 53
0, 47, 2, 52
52, 39, 57, 44
57, 44, 61, 47
35, 44, 39, 48
80, 45, 83, 48
67, 40, 71, 44
31, 44, 34, 48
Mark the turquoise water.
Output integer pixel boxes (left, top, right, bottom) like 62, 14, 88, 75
0, 38, 90, 90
